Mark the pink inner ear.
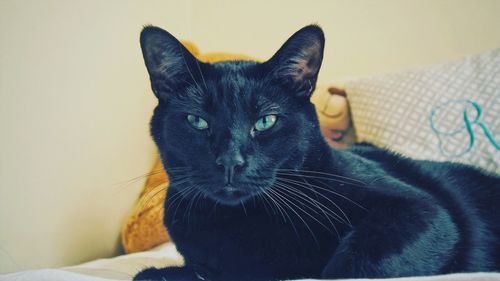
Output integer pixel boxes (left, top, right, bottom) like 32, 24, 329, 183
292, 59, 310, 82
291, 41, 322, 83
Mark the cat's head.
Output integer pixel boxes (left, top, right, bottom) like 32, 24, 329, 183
140, 25, 325, 206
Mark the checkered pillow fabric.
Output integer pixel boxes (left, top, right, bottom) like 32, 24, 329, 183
345, 49, 500, 174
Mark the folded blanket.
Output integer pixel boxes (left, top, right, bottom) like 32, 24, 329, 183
2, 243, 499, 281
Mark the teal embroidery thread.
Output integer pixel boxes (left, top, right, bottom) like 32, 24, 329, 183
429, 99, 499, 158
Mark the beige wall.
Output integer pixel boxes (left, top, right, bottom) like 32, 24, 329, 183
0, 0, 499, 274
0, 0, 192, 273
191, 0, 500, 81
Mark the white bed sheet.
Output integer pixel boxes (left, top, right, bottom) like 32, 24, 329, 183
1, 242, 499, 281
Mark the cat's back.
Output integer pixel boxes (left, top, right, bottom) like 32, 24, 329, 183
345, 142, 499, 216
344, 142, 500, 270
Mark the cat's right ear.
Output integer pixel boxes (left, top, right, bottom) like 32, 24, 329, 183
140, 26, 203, 100
264, 25, 325, 99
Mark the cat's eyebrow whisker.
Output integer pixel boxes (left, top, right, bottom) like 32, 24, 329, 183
194, 59, 208, 91
276, 177, 352, 225
178, 43, 205, 95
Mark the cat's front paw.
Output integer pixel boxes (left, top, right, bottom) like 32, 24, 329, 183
134, 266, 200, 281
133, 267, 163, 281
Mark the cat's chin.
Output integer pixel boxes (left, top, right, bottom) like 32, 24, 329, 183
209, 187, 255, 206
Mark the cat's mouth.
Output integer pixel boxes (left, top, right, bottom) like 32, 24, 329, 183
186, 173, 275, 206
211, 185, 253, 206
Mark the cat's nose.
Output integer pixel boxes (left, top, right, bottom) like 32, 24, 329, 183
216, 152, 245, 185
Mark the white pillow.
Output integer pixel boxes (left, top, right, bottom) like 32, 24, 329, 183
345, 49, 500, 174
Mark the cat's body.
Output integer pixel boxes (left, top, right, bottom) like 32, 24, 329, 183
135, 25, 500, 280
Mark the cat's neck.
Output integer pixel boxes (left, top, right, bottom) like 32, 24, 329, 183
300, 132, 338, 173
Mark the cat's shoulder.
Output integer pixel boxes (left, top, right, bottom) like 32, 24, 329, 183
345, 142, 399, 161
342, 142, 498, 180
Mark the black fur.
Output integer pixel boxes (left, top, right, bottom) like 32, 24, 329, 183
135, 25, 500, 281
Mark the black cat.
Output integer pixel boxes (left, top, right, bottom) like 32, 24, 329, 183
134, 25, 500, 281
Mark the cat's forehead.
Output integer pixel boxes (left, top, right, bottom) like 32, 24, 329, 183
210, 60, 262, 96
181, 62, 280, 114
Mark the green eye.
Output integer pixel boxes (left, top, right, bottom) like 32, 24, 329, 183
187, 114, 209, 130
255, 115, 277, 131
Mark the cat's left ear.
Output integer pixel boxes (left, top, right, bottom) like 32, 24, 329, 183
264, 25, 325, 99
140, 25, 204, 100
